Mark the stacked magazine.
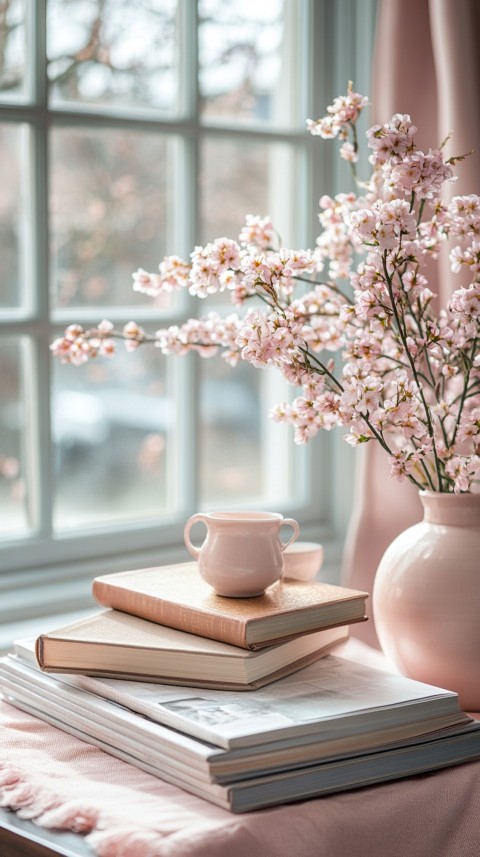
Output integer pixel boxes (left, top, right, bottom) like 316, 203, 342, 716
2, 638, 480, 813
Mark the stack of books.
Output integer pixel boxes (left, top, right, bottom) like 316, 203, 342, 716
1, 561, 480, 813
37, 562, 370, 690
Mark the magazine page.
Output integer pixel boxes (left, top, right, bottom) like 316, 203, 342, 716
13, 639, 460, 750
68, 653, 460, 749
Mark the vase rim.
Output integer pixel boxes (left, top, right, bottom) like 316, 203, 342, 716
419, 489, 480, 498
419, 489, 480, 525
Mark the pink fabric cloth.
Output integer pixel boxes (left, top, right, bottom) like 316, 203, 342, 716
342, 0, 480, 648
1, 641, 480, 857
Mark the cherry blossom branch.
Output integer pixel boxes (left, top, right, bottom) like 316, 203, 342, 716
298, 343, 426, 489
451, 338, 478, 447
51, 86, 480, 494
397, 271, 437, 389
298, 346, 343, 392
382, 253, 444, 490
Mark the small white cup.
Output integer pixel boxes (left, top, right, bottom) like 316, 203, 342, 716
283, 541, 324, 582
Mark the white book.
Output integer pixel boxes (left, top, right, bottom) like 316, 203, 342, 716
2, 655, 480, 814
34, 609, 349, 689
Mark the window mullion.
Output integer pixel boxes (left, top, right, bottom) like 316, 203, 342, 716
171, 2, 201, 516
27, 133, 53, 537
178, 0, 199, 121
23, 333, 52, 536
174, 138, 201, 517
29, 0, 47, 107
26, 0, 52, 538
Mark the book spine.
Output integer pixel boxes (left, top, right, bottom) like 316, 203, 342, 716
35, 638, 46, 669
92, 581, 249, 648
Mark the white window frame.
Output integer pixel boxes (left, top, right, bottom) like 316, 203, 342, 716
0, 0, 377, 636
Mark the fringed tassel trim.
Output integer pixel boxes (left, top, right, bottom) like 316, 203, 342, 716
0, 763, 165, 855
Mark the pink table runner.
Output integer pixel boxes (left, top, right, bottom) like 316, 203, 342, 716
1, 641, 480, 857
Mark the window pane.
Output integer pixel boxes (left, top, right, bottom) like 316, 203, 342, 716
52, 345, 174, 531
200, 348, 296, 508
0, 0, 27, 100
199, 355, 297, 508
50, 126, 176, 310
0, 123, 27, 308
47, 0, 178, 113
199, 0, 288, 125
200, 136, 294, 244
199, 357, 262, 505
0, 339, 29, 536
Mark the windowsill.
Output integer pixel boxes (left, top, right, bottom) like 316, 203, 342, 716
0, 609, 95, 657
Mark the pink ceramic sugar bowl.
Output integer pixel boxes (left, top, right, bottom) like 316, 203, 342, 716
184, 510, 300, 597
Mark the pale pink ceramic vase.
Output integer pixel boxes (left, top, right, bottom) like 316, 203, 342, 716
372, 490, 480, 711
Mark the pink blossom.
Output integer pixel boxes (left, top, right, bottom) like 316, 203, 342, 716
456, 408, 480, 445
236, 309, 304, 369
123, 321, 145, 340
155, 312, 243, 362
208, 237, 241, 271
448, 283, 480, 323
50, 330, 100, 365
50, 336, 75, 360
447, 195, 480, 244
417, 216, 447, 257
307, 85, 368, 140
366, 114, 417, 165
239, 215, 276, 249
99, 339, 116, 357
389, 450, 415, 482
132, 268, 164, 297
133, 256, 191, 297
445, 455, 480, 493
385, 149, 454, 200
307, 116, 337, 139
339, 142, 358, 163
120, 322, 144, 353
188, 238, 241, 297
349, 199, 416, 252
63, 324, 85, 341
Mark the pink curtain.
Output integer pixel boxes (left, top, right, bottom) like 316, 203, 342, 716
342, 0, 480, 647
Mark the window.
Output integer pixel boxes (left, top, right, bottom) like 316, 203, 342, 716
0, 0, 377, 629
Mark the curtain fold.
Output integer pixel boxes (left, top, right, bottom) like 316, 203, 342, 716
341, 0, 480, 647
